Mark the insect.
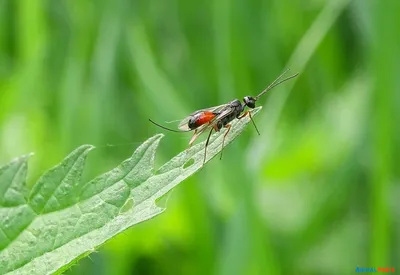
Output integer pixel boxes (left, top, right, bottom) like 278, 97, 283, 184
149, 69, 299, 165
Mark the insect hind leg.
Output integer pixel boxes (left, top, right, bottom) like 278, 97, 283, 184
203, 128, 214, 165
219, 124, 231, 160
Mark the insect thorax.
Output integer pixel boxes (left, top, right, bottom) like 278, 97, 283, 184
216, 99, 244, 129
230, 99, 245, 117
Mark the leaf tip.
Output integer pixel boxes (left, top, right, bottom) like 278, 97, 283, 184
7, 152, 34, 165
150, 133, 164, 141
253, 106, 262, 114
78, 144, 96, 151
137, 134, 164, 156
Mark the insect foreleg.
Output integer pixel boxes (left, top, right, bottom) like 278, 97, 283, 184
238, 111, 260, 135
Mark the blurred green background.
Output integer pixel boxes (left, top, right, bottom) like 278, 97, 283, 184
1, 0, 399, 274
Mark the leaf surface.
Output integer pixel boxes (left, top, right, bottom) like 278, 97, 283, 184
0, 107, 261, 275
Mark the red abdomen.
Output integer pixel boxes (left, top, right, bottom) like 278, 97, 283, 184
196, 111, 215, 125
189, 111, 215, 129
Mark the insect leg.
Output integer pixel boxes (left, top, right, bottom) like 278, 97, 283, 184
188, 120, 215, 148
238, 111, 260, 135
219, 124, 231, 160
203, 127, 214, 165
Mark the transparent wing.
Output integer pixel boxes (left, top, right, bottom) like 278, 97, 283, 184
206, 106, 236, 127
177, 104, 230, 131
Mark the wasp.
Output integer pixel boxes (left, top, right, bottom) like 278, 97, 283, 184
150, 69, 299, 165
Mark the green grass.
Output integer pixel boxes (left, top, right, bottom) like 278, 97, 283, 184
0, 0, 399, 274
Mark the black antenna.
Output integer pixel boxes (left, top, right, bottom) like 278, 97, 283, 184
149, 119, 190, 133
255, 69, 299, 100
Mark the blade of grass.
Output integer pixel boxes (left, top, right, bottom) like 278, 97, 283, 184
245, 0, 352, 171
368, 0, 399, 267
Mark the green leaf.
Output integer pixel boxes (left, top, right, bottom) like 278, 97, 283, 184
0, 107, 261, 275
